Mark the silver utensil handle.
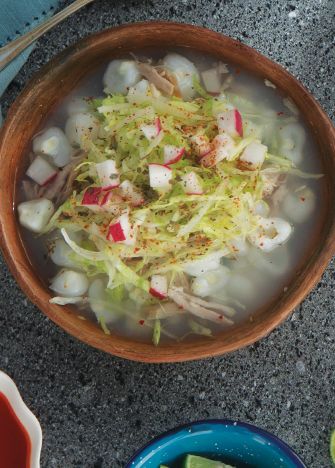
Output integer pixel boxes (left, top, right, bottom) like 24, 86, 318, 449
0, 0, 94, 73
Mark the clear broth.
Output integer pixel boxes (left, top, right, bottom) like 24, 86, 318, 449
20, 48, 323, 344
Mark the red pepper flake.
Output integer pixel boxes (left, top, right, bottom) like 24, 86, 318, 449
138, 320, 145, 326
300, 197, 305, 202
277, 112, 284, 116
218, 315, 223, 320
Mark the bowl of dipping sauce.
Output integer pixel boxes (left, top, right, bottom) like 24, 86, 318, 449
126, 419, 306, 468
0, 371, 42, 468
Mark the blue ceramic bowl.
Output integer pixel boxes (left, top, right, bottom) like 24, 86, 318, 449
126, 419, 306, 468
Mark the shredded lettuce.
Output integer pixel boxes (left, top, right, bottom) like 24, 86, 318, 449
42, 76, 321, 340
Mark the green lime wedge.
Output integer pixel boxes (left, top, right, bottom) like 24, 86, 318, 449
330, 429, 335, 465
184, 454, 234, 468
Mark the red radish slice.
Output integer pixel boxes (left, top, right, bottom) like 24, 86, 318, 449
96, 160, 119, 189
163, 145, 185, 165
149, 164, 172, 190
155, 117, 162, 134
141, 124, 158, 140
201, 68, 221, 94
82, 187, 102, 205
235, 109, 243, 137
26, 155, 58, 186
190, 135, 211, 158
217, 109, 243, 137
181, 172, 203, 195
99, 190, 113, 206
140, 118, 162, 141
107, 213, 132, 243
107, 221, 126, 242
201, 134, 235, 167
149, 275, 168, 299
120, 180, 144, 206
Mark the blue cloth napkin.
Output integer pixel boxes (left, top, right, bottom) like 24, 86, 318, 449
0, 0, 60, 99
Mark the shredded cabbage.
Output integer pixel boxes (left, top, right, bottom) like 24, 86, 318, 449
42, 71, 321, 340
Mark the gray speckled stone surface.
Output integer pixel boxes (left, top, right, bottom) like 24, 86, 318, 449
0, 1, 334, 467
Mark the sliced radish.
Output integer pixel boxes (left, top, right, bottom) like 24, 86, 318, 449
140, 117, 161, 141
120, 180, 144, 206
163, 145, 185, 165
239, 141, 267, 168
107, 221, 126, 242
155, 117, 162, 134
95, 160, 120, 189
201, 134, 235, 167
26, 155, 58, 186
99, 190, 112, 206
82, 187, 102, 205
141, 125, 158, 140
149, 164, 172, 190
190, 135, 211, 158
201, 68, 221, 94
217, 109, 243, 137
107, 213, 135, 245
149, 275, 168, 299
181, 171, 203, 195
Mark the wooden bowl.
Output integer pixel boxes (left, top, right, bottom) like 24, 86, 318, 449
0, 22, 334, 363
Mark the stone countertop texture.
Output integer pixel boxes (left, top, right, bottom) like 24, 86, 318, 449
0, 0, 334, 467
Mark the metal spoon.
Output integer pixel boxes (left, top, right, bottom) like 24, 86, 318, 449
0, 0, 94, 73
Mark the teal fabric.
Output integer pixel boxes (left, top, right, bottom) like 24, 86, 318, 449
0, 0, 60, 97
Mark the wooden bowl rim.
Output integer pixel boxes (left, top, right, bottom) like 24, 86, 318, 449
0, 21, 334, 363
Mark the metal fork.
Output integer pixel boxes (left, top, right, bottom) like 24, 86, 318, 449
0, 0, 94, 73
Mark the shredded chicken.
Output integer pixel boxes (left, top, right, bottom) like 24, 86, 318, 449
168, 286, 234, 325
178, 289, 235, 318
137, 62, 175, 96
39, 163, 72, 201
39, 151, 86, 204
221, 74, 234, 91
172, 272, 191, 292
146, 302, 185, 320
217, 61, 229, 74
271, 183, 289, 209
22, 180, 39, 200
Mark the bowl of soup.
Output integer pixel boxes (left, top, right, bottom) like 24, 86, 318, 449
126, 419, 306, 467
0, 22, 334, 362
